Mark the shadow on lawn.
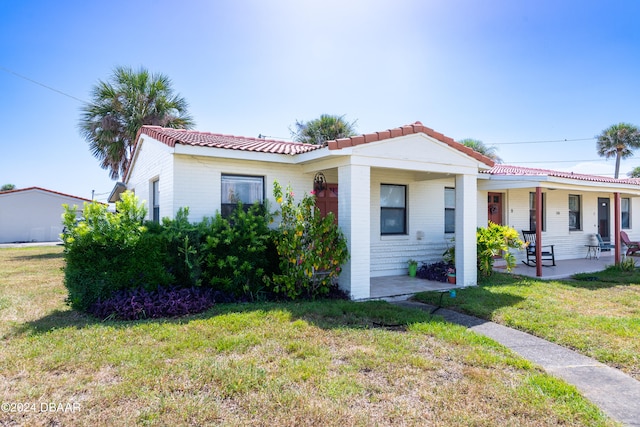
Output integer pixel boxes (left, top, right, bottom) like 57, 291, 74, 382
12, 298, 452, 337
9, 250, 64, 261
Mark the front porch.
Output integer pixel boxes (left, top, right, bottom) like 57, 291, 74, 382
368, 252, 617, 300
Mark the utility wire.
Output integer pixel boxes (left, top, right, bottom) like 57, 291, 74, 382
0, 65, 88, 104
490, 137, 595, 145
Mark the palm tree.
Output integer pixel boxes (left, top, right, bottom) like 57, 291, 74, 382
596, 123, 640, 179
0, 184, 16, 191
628, 166, 640, 178
458, 138, 503, 163
291, 114, 357, 145
79, 66, 195, 180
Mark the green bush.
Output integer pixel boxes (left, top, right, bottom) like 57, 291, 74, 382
62, 191, 172, 311
268, 181, 349, 299
476, 222, 524, 276
200, 202, 276, 300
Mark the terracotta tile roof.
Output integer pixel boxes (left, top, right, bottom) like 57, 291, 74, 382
482, 165, 640, 186
138, 126, 323, 155
0, 186, 93, 202
325, 121, 496, 167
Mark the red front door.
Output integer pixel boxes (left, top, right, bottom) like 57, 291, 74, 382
315, 184, 338, 224
488, 192, 503, 225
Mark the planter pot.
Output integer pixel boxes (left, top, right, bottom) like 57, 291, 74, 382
447, 274, 456, 284
408, 264, 417, 277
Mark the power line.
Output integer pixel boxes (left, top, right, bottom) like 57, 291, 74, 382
0, 65, 88, 104
490, 137, 595, 145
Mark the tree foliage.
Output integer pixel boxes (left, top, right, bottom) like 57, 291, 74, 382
596, 123, 640, 179
628, 166, 640, 178
79, 66, 195, 180
291, 114, 357, 145
459, 138, 502, 163
0, 184, 16, 191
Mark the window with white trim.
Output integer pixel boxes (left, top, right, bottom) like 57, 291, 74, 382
568, 194, 581, 231
152, 179, 160, 223
529, 192, 546, 231
221, 174, 264, 218
380, 184, 406, 235
622, 197, 631, 229
444, 187, 455, 233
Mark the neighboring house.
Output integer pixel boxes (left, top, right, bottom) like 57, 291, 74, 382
0, 187, 90, 243
114, 122, 640, 299
478, 165, 640, 264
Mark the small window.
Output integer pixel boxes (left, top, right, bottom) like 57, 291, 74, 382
152, 179, 160, 223
622, 198, 631, 229
445, 187, 455, 233
221, 175, 264, 218
380, 184, 406, 235
529, 192, 546, 231
568, 194, 581, 231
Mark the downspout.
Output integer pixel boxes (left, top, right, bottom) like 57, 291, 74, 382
614, 192, 621, 265
536, 186, 542, 277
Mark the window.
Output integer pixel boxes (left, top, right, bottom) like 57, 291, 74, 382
152, 179, 160, 223
380, 184, 406, 235
444, 187, 455, 233
529, 192, 546, 231
622, 198, 631, 229
221, 174, 264, 218
568, 194, 581, 230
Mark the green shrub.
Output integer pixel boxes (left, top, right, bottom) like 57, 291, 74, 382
269, 181, 349, 299
200, 202, 276, 300
476, 222, 524, 276
62, 191, 172, 311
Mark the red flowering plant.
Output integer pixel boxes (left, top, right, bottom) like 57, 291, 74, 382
269, 180, 349, 299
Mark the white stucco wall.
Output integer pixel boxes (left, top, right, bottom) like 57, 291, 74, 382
0, 189, 86, 243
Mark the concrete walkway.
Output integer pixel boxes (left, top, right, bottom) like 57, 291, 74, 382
394, 300, 640, 427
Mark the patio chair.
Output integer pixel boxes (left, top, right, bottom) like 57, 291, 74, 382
620, 231, 640, 256
521, 230, 556, 267
595, 234, 614, 252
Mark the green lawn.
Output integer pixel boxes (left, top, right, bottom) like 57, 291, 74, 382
0, 246, 618, 426
414, 270, 640, 382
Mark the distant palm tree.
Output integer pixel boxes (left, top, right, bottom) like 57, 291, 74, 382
79, 66, 194, 180
596, 123, 640, 179
291, 114, 357, 145
627, 166, 640, 178
1, 183, 16, 191
458, 138, 503, 163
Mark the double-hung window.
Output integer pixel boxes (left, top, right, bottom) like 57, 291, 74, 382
622, 198, 631, 229
221, 174, 264, 218
152, 179, 160, 223
444, 187, 455, 233
529, 192, 546, 231
380, 184, 406, 235
568, 194, 581, 231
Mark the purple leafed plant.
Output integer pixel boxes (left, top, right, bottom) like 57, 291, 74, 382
416, 261, 453, 282
88, 286, 232, 321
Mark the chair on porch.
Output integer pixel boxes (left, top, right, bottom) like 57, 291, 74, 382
521, 230, 556, 267
620, 231, 640, 256
595, 234, 614, 252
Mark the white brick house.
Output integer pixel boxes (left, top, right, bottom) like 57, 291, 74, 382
114, 122, 640, 297
116, 122, 495, 299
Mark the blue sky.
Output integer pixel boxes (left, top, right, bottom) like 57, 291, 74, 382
2, 0, 640, 202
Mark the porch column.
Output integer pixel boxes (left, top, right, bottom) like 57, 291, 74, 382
455, 173, 477, 287
338, 164, 371, 299
614, 192, 621, 265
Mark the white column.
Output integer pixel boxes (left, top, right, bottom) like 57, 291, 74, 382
338, 164, 371, 299
455, 173, 477, 287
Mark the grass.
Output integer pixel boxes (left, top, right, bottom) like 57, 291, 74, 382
414, 270, 640, 382
0, 246, 618, 426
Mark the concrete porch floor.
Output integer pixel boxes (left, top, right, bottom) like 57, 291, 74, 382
369, 252, 618, 300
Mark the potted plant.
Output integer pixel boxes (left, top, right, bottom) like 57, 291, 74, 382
407, 259, 418, 277
447, 267, 456, 284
